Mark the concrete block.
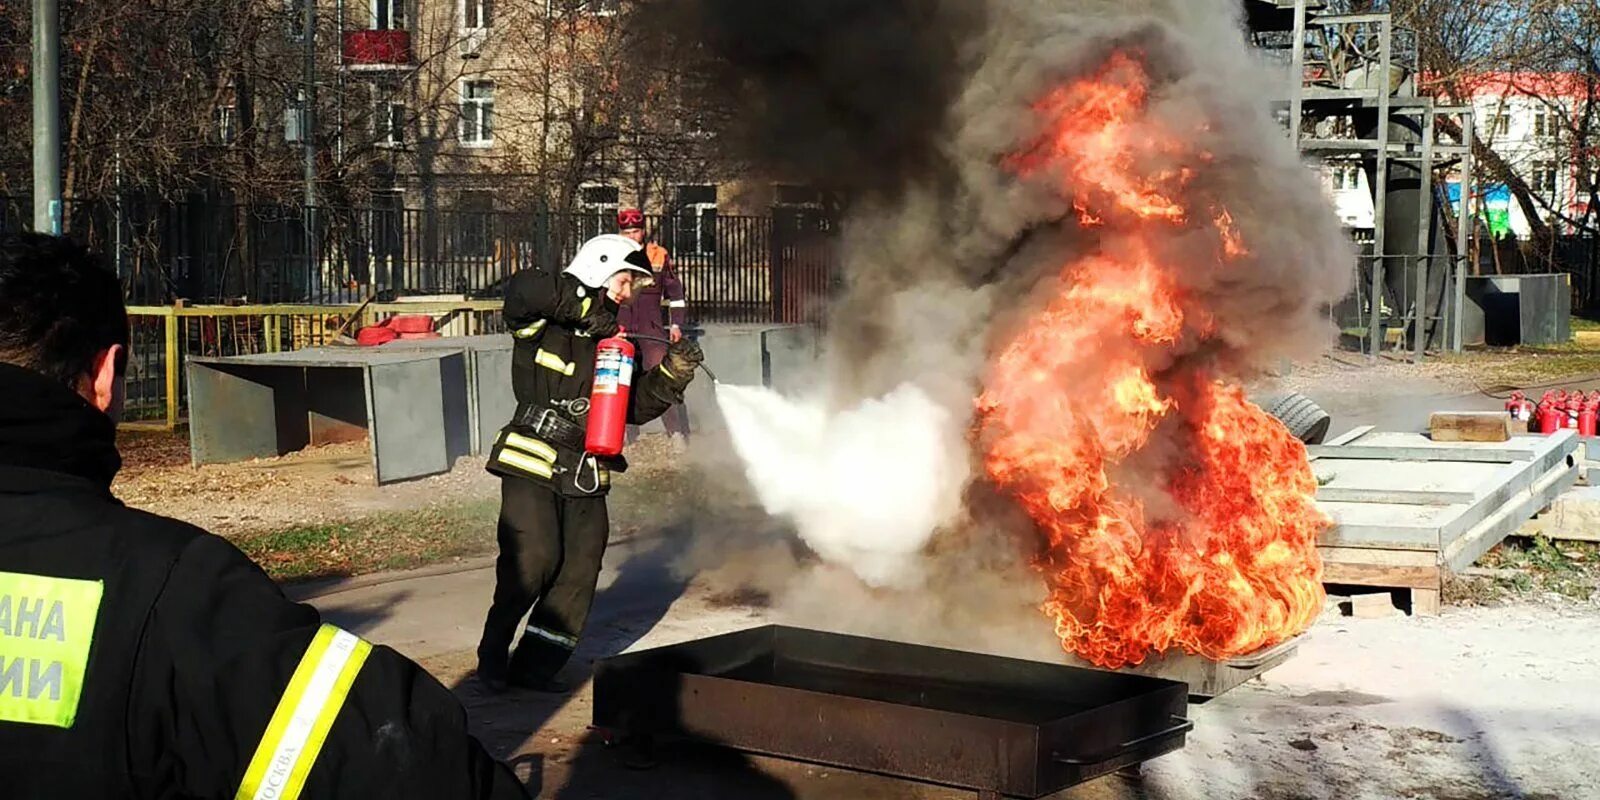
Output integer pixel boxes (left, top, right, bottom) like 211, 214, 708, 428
1348, 592, 1400, 619
1518, 485, 1600, 543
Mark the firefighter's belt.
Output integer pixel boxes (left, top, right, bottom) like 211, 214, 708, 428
512, 404, 586, 452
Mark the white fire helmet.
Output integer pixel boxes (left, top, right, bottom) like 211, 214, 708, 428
563, 234, 653, 289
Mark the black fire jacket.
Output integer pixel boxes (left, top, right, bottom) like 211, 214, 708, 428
0, 363, 527, 800
488, 266, 690, 497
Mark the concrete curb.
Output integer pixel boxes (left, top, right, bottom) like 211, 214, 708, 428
287, 556, 497, 602
284, 528, 671, 602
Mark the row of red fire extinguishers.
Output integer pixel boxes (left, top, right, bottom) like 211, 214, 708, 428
1506, 390, 1600, 435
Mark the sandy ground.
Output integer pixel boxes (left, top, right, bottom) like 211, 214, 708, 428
112, 434, 498, 536
111, 431, 690, 538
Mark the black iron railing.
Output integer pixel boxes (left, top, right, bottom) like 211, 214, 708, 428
0, 197, 841, 324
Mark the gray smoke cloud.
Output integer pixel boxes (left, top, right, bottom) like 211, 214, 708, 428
656, 0, 1353, 647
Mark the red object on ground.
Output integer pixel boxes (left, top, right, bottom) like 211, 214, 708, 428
1506, 391, 1535, 428
585, 332, 636, 457
388, 315, 435, 334
356, 326, 398, 346
1538, 400, 1561, 434
1565, 396, 1584, 429
1581, 401, 1598, 437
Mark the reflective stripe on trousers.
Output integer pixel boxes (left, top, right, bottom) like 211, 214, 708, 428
523, 624, 578, 651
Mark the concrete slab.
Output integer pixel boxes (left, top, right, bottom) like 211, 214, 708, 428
1519, 484, 1600, 543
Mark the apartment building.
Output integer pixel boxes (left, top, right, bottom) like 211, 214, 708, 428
299, 0, 856, 280
1320, 72, 1597, 238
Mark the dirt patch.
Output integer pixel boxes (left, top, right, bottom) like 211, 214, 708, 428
234, 499, 499, 581
1448, 537, 1600, 608
113, 429, 499, 537
113, 427, 699, 581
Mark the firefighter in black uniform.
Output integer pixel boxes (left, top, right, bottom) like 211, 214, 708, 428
0, 234, 527, 799
477, 233, 701, 693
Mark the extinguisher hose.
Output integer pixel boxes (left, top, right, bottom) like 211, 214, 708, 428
626, 332, 720, 383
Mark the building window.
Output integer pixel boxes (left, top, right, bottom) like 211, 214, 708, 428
1534, 111, 1556, 140
370, 189, 405, 283
284, 90, 306, 144
456, 191, 494, 259
463, 0, 493, 29
459, 80, 494, 146
215, 105, 238, 145
1533, 161, 1558, 196
1330, 165, 1361, 191
579, 185, 619, 240
1490, 114, 1510, 137
673, 184, 717, 257
372, 0, 404, 29
773, 184, 822, 208
376, 100, 406, 146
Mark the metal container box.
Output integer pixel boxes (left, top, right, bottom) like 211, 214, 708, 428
593, 626, 1191, 799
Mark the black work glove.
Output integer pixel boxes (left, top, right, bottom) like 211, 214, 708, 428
663, 338, 703, 386
582, 303, 620, 338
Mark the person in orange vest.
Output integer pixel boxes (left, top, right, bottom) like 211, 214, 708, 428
615, 208, 691, 446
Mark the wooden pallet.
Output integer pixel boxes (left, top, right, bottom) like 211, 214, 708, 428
1319, 546, 1441, 615
1311, 426, 1579, 616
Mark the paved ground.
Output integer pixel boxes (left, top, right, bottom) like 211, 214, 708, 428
288, 366, 1600, 799
303, 538, 1600, 800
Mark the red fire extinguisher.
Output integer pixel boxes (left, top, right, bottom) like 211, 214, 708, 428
1506, 391, 1535, 430
1582, 397, 1599, 437
1538, 398, 1561, 434
1565, 395, 1584, 430
585, 331, 636, 457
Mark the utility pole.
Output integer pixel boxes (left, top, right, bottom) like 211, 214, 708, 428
304, 0, 319, 283
32, 0, 61, 235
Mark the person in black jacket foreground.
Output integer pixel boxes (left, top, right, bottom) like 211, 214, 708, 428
478, 234, 702, 693
0, 233, 527, 800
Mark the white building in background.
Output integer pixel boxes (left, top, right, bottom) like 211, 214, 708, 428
1319, 160, 1373, 229
1317, 72, 1597, 238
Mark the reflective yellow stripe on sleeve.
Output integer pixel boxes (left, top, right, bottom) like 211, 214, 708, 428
496, 448, 555, 479
580, 297, 592, 318
512, 320, 547, 339
534, 349, 577, 376
235, 625, 372, 800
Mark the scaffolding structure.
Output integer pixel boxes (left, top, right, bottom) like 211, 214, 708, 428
1248, 0, 1477, 360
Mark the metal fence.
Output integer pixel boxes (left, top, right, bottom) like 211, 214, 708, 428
1, 196, 842, 324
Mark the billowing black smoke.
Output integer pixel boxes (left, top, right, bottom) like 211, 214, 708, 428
632, 0, 987, 200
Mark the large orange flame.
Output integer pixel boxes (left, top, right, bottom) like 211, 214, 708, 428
977, 51, 1326, 669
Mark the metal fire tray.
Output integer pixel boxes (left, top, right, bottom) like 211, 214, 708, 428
592, 626, 1191, 799
1067, 635, 1303, 701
